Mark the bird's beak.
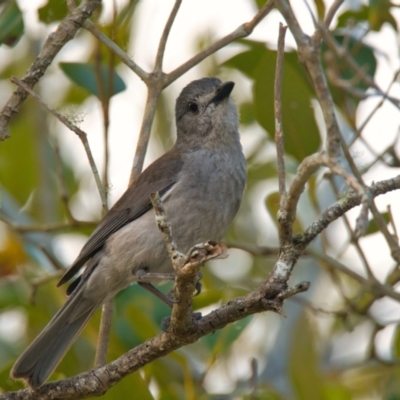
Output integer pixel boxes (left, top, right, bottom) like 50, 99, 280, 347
211, 81, 235, 104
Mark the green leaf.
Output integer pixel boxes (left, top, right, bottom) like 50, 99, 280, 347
239, 101, 257, 125
265, 192, 303, 233
337, 1, 398, 32
100, 370, 155, 400
59, 62, 127, 99
364, 211, 390, 235
38, 0, 68, 24
0, 1, 24, 47
289, 312, 325, 400
337, 5, 369, 28
321, 33, 377, 124
314, 0, 326, 20
225, 41, 321, 161
369, 0, 397, 31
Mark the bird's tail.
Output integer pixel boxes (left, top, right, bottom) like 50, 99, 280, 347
11, 286, 100, 389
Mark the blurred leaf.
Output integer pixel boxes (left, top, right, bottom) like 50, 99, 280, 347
323, 382, 352, 400
314, 0, 326, 20
0, 360, 25, 392
337, 2, 397, 31
322, 33, 377, 124
100, 370, 155, 400
265, 191, 303, 233
59, 62, 126, 99
153, 91, 175, 154
192, 289, 223, 309
112, 0, 139, 46
0, 230, 27, 278
364, 211, 390, 235
202, 316, 252, 355
369, 0, 397, 31
0, 0, 25, 47
239, 101, 256, 125
38, 0, 68, 24
62, 85, 92, 105
289, 312, 325, 400
393, 324, 400, 359
337, 5, 369, 28
325, 35, 377, 91
247, 161, 277, 186
225, 40, 321, 161
0, 1, 24, 47
253, 0, 268, 9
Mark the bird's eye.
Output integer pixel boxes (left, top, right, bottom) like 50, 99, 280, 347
188, 102, 198, 113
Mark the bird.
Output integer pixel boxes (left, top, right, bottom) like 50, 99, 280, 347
11, 77, 247, 388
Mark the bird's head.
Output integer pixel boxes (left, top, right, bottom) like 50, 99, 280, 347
175, 77, 239, 150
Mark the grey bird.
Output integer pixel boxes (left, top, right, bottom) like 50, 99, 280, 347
11, 77, 247, 388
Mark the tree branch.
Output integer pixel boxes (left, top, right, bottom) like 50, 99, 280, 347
0, 0, 101, 140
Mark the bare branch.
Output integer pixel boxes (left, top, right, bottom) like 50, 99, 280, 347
279, 152, 323, 234
0, 0, 101, 140
297, 175, 400, 248
165, 0, 275, 85
320, 27, 400, 109
274, 23, 287, 207
275, 0, 342, 159
308, 247, 400, 302
94, 301, 114, 367
323, 0, 344, 29
0, 216, 96, 232
129, 87, 161, 182
10, 77, 108, 213
83, 21, 149, 81
154, 0, 182, 72
150, 192, 185, 267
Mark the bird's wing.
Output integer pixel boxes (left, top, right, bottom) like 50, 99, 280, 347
58, 148, 183, 286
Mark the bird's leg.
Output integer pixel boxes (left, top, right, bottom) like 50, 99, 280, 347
137, 282, 175, 308
136, 269, 176, 307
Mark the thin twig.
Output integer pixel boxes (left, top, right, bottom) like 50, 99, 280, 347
356, 69, 400, 135
165, 0, 275, 85
274, 23, 287, 204
10, 77, 108, 213
308, 247, 400, 302
0, 214, 96, 232
39, 245, 64, 271
83, 20, 149, 81
328, 176, 375, 278
323, 0, 344, 29
282, 152, 323, 231
320, 27, 400, 108
94, 301, 114, 367
275, 0, 342, 159
297, 175, 400, 247
154, 0, 182, 73
129, 87, 161, 183
53, 143, 75, 223
30, 271, 64, 305
150, 192, 184, 268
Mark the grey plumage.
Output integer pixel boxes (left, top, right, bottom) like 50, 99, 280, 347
11, 77, 247, 388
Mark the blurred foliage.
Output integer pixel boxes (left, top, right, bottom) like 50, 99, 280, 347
0, 1, 24, 47
60, 62, 127, 100
225, 39, 322, 162
0, 0, 400, 399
